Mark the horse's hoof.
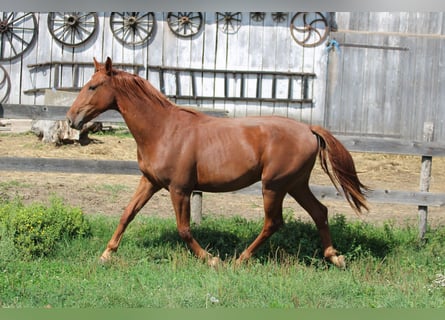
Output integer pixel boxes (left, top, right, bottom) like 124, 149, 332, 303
234, 258, 243, 267
235, 251, 251, 266
207, 256, 221, 268
99, 253, 111, 264
331, 255, 346, 269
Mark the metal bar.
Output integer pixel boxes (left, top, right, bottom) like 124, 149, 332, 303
340, 43, 410, 51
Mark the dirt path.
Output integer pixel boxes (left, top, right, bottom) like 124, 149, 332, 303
1, 132, 444, 227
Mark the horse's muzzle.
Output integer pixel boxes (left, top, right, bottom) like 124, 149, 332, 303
66, 116, 83, 130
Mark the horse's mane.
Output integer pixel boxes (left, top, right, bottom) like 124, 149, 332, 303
111, 69, 200, 116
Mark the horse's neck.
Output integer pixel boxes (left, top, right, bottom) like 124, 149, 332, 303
118, 95, 173, 145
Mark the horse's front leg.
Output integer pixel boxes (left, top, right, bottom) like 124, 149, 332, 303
170, 188, 220, 267
100, 176, 160, 262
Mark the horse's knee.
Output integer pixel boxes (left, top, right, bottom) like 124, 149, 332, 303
271, 218, 284, 232
264, 217, 284, 236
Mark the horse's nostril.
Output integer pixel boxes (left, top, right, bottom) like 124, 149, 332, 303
66, 117, 73, 128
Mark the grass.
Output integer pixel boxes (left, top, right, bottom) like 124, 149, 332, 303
92, 125, 132, 139
0, 199, 444, 308
94, 184, 130, 200
0, 180, 32, 191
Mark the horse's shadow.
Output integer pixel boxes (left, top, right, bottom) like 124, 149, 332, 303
132, 216, 397, 265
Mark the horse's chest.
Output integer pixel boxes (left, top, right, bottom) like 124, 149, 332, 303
138, 153, 193, 188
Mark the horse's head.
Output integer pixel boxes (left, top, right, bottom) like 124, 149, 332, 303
67, 57, 117, 130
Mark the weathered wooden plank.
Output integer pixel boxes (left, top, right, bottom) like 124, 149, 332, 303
145, 12, 165, 90
1, 157, 444, 207
362, 33, 384, 136
382, 35, 404, 137
338, 135, 445, 157
226, 12, 250, 117
0, 157, 140, 175
437, 38, 445, 140
345, 31, 367, 135
245, 12, 263, 117
324, 32, 344, 130
236, 182, 445, 207
308, 12, 330, 126
200, 12, 217, 108
0, 104, 124, 122
313, 186, 445, 208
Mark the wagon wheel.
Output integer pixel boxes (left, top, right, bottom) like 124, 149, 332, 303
0, 12, 37, 61
0, 65, 11, 103
110, 12, 155, 45
47, 12, 98, 47
272, 12, 288, 23
216, 12, 242, 34
250, 12, 265, 22
290, 12, 329, 47
167, 12, 202, 38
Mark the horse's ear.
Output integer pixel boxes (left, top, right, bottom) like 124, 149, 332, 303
93, 57, 100, 72
105, 57, 113, 75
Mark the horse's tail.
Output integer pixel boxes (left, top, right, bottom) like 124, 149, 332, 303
310, 125, 370, 214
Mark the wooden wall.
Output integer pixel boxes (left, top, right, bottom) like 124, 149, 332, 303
326, 12, 445, 142
1, 12, 444, 142
0, 12, 329, 126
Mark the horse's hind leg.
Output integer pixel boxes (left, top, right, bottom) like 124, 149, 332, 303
237, 189, 285, 264
289, 185, 345, 268
100, 176, 160, 262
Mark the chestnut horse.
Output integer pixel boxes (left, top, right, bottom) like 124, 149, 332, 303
67, 57, 369, 268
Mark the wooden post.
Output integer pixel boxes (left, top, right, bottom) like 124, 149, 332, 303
191, 191, 203, 225
418, 122, 433, 240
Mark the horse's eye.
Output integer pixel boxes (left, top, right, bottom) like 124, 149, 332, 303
89, 85, 98, 91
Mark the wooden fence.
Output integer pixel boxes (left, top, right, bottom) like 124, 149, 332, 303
1, 105, 445, 237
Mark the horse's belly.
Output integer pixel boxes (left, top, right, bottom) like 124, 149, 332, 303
196, 164, 261, 193
196, 177, 260, 193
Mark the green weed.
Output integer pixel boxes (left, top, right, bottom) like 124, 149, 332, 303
0, 197, 91, 259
